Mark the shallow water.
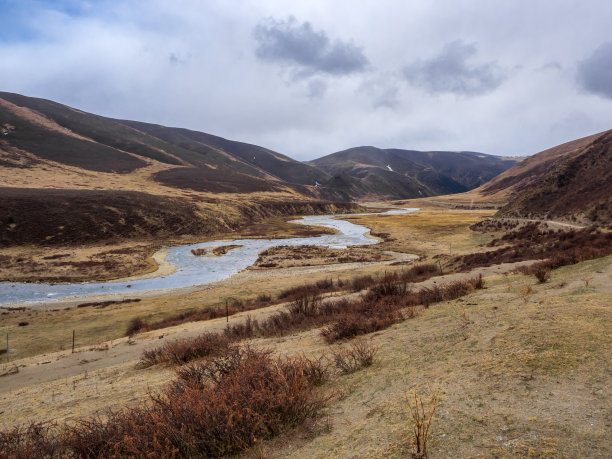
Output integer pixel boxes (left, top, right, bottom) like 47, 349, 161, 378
0, 208, 418, 306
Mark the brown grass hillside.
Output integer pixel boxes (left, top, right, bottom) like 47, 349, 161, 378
497, 130, 612, 225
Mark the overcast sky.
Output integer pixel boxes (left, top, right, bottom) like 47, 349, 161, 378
1, 0, 611, 160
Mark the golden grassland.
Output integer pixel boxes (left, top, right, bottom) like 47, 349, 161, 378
0, 260, 397, 361
344, 205, 497, 258
0, 206, 484, 360
1, 207, 610, 458
252, 256, 612, 458
1, 255, 610, 458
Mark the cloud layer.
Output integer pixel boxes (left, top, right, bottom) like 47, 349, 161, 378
0, 1, 611, 160
577, 41, 612, 99
403, 41, 505, 95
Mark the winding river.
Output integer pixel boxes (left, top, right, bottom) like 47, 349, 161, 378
0, 208, 418, 307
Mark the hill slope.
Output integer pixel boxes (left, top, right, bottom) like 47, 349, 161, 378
496, 130, 612, 224
0, 91, 328, 192
480, 130, 606, 199
310, 146, 518, 200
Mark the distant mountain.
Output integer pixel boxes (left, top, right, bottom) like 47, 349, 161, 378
310, 146, 518, 200
495, 130, 612, 224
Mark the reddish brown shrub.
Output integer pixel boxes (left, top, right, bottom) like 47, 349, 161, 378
141, 332, 232, 367
532, 265, 552, 283
3, 347, 328, 458
330, 339, 378, 374
125, 316, 147, 336
0, 422, 60, 458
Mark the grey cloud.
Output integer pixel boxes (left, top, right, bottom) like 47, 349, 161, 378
306, 79, 328, 99
403, 41, 505, 95
577, 41, 612, 99
358, 76, 401, 109
537, 61, 563, 72
253, 16, 368, 76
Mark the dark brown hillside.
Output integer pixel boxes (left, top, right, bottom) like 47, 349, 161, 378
497, 130, 612, 224
0, 187, 361, 247
481, 131, 606, 197
310, 146, 517, 200
0, 188, 205, 246
153, 166, 285, 193
0, 92, 327, 188
0, 99, 148, 173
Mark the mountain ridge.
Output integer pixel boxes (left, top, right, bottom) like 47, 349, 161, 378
0, 91, 519, 202
310, 145, 518, 200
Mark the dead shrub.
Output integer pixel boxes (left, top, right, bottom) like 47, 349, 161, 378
5, 347, 327, 458
533, 265, 551, 283
330, 339, 378, 374
125, 316, 147, 336
407, 391, 438, 459
321, 312, 400, 343
224, 315, 257, 340
0, 422, 60, 458
141, 332, 232, 367
351, 274, 375, 292
519, 283, 533, 303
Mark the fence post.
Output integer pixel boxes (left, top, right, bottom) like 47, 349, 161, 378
5, 333, 8, 362
72, 329, 75, 354
226, 299, 229, 323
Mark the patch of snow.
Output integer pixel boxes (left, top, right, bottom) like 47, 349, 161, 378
386, 164, 393, 171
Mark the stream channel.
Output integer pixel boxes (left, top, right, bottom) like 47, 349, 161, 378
0, 208, 418, 307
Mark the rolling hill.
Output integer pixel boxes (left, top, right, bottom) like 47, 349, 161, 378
495, 130, 612, 224
0, 91, 351, 249
0, 90, 526, 251
310, 146, 518, 200
0, 91, 328, 190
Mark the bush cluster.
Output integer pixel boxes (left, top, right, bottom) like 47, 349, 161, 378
0, 347, 327, 458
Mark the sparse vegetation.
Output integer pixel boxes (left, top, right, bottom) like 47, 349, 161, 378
0, 346, 328, 457
251, 245, 390, 269
330, 339, 378, 374
140, 332, 232, 367
456, 225, 612, 271
407, 391, 438, 458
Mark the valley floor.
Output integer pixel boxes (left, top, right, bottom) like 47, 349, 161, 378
0, 206, 610, 458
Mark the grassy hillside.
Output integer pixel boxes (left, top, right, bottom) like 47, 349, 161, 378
0, 91, 328, 191
118, 120, 330, 186
497, 130, 612, 225
0, 206, 609, 458
480, 130, 608, 199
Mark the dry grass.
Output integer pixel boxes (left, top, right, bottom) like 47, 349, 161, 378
1, 256, 610, 457
258, 255, 612, 458
344, 205, 496, 259
406, 391, 438, 458
0, 346, 328, 458
250, 245, 392, 269
1, 205, 611, 458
